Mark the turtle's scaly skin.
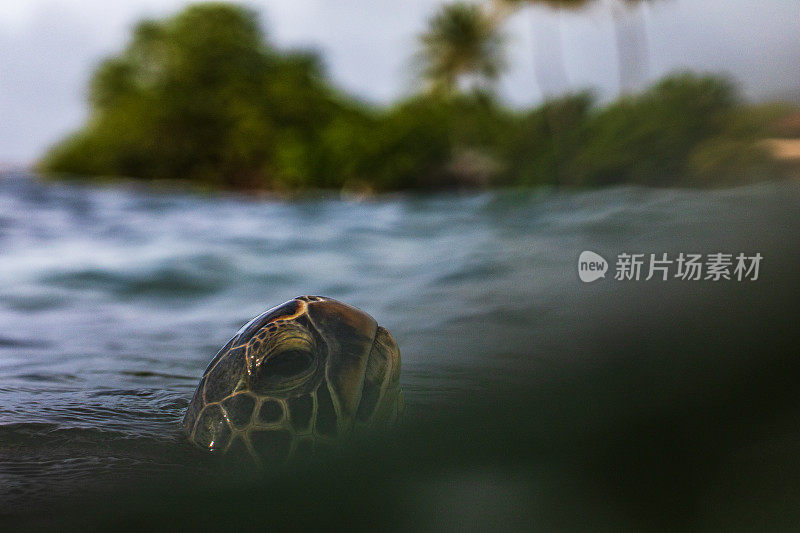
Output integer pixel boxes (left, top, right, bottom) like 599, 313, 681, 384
183, 296, 403, 463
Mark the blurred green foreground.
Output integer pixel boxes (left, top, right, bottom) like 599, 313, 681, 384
40, 3, 799, 191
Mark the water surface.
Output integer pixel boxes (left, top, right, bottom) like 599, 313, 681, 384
1, 173, 799, 529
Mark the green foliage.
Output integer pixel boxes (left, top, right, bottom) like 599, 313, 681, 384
490, 73, 793, 189
344, 98, 454, 190
567, 73, 737, 185
41, 3, 344, 189
39, 3, 795, 191
685, 102, 794, 185
687, 137, 778, 186
417, 2, 506, 95
316, 95, 502, 191
496, 93, 593, 186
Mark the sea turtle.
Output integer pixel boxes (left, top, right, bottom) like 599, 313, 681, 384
182, 296, 403, 464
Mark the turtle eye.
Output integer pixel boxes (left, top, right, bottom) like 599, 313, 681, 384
262, 349, 313, 378
253, 348, 316, 393
249, 322, 318, 393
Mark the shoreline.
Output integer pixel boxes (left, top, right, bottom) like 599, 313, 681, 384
3, 168, 798, 205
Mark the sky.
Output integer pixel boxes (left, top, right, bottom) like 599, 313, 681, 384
0, 0, 798, 165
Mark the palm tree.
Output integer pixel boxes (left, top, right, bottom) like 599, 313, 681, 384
492, 0, 653, 96
417, 2, 507, 95
611, 0, 651, 94
485, 0, 592, 188
491, 0, 589, 97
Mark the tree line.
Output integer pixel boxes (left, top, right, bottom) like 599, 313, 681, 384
39, 2, 795, 192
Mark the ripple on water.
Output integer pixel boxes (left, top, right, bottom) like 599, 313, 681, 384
40, 259, 235, 300
0, 336, 52, 349
1, 292, 69, 312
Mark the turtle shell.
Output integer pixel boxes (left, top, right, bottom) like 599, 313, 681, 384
183, 296, 402, 464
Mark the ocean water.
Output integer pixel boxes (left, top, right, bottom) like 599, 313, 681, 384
1, 172, 799, 530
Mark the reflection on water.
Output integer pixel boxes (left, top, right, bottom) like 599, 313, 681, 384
1, 173, 799, 529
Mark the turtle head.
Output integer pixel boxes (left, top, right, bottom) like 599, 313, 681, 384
183, 296, 402, 464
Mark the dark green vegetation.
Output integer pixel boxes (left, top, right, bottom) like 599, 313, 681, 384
39, 3, 797, 191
